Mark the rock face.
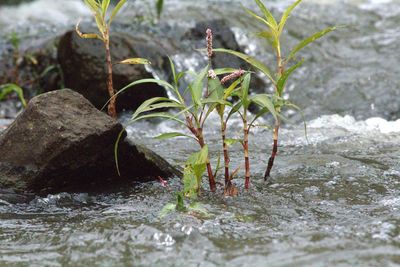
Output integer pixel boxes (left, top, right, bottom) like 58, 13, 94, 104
58, 30, 168, 112
0, 89, 179, 195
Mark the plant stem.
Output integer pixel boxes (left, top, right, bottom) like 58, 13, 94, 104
243, 111, 250, 189
264, 50, 284, 180
104, 29, 117, 119
197, 128, 216, 192
264, 120, 280, 180
220, 117, 230, 189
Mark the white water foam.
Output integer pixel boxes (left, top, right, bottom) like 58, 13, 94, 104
308, 115, 400, 134
0, 0, 90, 30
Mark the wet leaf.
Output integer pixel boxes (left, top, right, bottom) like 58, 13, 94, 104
118, 58, 151, 65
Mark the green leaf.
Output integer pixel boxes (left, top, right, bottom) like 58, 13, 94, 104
114, 129, 125, 176
278, 0, 302, 35
130, 97, 171, 118
101, 0, 111, 18
213, 68, 238, 76
277, 59, 304, 96
255, 30, 278, 50
226, 102, 243, 121
249, 94, 277, 120
224, 138, 241, 146
84, 0, 100, 14
254, 0, 278, 29
154, 132, 194, 140
156, 0, 164, 19
188, 202, 209, 216
0, 84, 27, 107
104, 78, 175, 111
176, 192, 186, 211
223, 77, 242, 100
131, 112, 186, 126
208, 76, 224, 101
240, 73, 251, 108
245, 7, 276, 31
118, 58, 151, 65
75, 20, 103, 41
287, 26, 337, 62
109, 0, 127, 25
159, 203, 176, 218
183, 166, 199, 198
213, 48, 275, 83
190, 66, 208, 107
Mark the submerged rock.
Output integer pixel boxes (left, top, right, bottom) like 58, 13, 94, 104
0, 89, 179, 195
58, 30, 168, 112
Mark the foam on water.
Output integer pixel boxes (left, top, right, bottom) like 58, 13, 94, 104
309, 115, 400, 134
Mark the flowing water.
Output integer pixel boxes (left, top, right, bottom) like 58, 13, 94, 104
1, 0, 400, 266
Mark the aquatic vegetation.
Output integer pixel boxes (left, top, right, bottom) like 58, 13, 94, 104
214, 0, 337, 180
0, 84, 27, 108
76, 0, 150, 118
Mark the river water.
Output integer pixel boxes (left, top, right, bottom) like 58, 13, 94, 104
0, 0, 400, 266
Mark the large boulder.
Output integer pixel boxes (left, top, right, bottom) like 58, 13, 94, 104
0, 89, 179, 195
58, 30, 168, 112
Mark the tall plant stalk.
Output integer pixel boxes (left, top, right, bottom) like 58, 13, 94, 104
77, 0, 150, 119
104, 31, 117, 118
214, 0, 337, 182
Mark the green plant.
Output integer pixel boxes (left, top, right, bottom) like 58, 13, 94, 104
76, 0, 150, 118
214, 0, 337, 180
0, 84, 27, 108
156, 0, 164, 20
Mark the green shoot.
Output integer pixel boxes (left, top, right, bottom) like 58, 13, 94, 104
77, 0, 150, 119
214, 0, 337, 180
0, 84, 27, 108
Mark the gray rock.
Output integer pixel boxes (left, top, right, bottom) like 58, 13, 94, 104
0, 89, 179, 195
57, 30, 168, 112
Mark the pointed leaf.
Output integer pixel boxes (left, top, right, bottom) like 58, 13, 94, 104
0, 84, 27, 107
156, 0, 164, 19
255, 0, 278, 29
213, 48, 275, 83
250, 94, 277, 120
190, 66, 208, 107
287, 26, 337, 62
245, 7, 276, 30
277, 59, 304, 95
75, 20, 103, 41
118, 58, 151, 65
109, 0, 127, 25
279, 0, 302, 35
101, 0, 111, 15
154, 132, 194, 140
241, 73, 251, 108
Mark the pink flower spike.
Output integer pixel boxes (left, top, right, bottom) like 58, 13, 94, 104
221, 69, 246, 85
206, 28, 213, 58
157, 176, 168, 187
